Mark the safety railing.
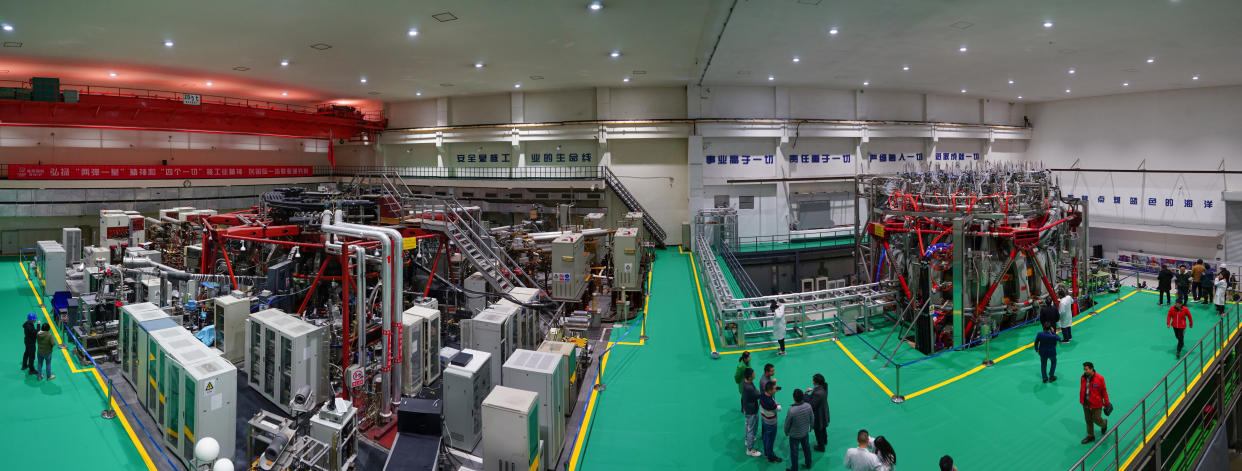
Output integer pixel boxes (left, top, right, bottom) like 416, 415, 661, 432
1071, 294, 1242, 470
314, 165, 607, 180
731, 228, 858, 253
717, 241, 763, 298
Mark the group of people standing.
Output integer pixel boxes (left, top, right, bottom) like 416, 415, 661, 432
20, 313, 56, 380
735, 351, 899, 470
1157, 261, 1229, 315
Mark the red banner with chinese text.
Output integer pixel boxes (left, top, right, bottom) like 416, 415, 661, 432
7, 165, 313, 180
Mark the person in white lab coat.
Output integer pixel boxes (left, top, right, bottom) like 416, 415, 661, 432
1215, 272, 1228, 316
771, 301, 787, 356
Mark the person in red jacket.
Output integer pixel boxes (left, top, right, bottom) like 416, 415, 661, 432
1166, 301, 1194, 357
1080, 362, 1111, 444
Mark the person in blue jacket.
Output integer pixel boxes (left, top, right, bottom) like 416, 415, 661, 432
1035, 324, 1060, 383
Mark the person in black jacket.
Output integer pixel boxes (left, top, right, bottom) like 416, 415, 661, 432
1175, 266, 1192, 305
741, 367, 762, 457
807, 373, 830, 452
1039, 296, 1060, 331
21, 313, 37, 375
1157, 264, 1174, 306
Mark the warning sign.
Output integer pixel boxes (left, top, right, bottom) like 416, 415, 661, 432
204, 380, 216, 395
624, 263, 633, 274
351, 368, 365, 388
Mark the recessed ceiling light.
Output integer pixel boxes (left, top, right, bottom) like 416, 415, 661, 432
1065, 89, 1071, 93
622, 77, 630, 82
901, 65, 909, 71
205, 81, 213, 87
281, 91, 288, 96
862, 80, 869, 86
960, 88, 967, 93
232, 66, 250, 71
514, 83, 521, 88
280, 59, 289, 67
1007, 79, 1014, 85
432, 12, 458, 22
1067, 67, 1076, 75
360, 77, 367, 83
1146, 57, 1155, 63
610, 50, 621, 58
474, 62, 484, 69
1192, 74, 1200, 80
959, 46, 967, 52
109, 71, 117, 77
1017, 95, 1023, 99
792, 56, 800, 63
768, 75, 775, 81
407, 28, 419, 37
828, 27, 839, 35
589, 1, 603, 11
632, 70, 646, 75
1122, 82, 1130, 87
1043, 21, 1053, 28
1, 24, 12, 32
163, 40, 174, 47
309, 43, 332, 50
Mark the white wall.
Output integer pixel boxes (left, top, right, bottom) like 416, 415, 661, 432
609, 138, 689, 245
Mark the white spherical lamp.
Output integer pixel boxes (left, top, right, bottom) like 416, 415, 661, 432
214, 458, 234, 471
194, 437, 220, 463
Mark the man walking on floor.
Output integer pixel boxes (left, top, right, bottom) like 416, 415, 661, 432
1058, 289, 1075, 343
784, 389, 813, 471
741, 367, 762, 457
1080, 362, 1111, 444
807, 374, 830, 452
21, 313, 38, 375
1035, 325, 1059, 383
1167, 300, 1193, 357
1175, 266, 1192, 306
1157, 264, 1174, 306
35, 323, 55, 381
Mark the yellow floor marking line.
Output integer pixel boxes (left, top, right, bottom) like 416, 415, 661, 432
19, 263, 157, 471
1119, 311, 1242, 470
567, 342, 614, 471
835, 340, 895, 397
685, 247, 719, 354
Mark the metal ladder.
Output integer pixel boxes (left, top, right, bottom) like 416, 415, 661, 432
429, 196, 537, 293
602, 167, 667, 248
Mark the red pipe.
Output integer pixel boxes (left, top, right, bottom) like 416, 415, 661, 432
424, 240, 445, 298
218, 244, 238, 290
1025, 249, 1058, 297
1071, 257, 1080, 317
219, 233, 325, 249
975, 248, 1020, 315
297, 257, 332, 315
201, 227, 209, 274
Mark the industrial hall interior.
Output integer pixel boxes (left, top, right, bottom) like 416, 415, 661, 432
3, 1, 1242, 471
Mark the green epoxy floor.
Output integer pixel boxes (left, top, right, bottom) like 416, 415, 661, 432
0, 262, 151, 470
576, 248, 1238, 471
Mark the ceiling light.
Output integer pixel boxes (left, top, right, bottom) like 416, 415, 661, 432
959, 46, 967, 52
360, 77, 367, 83
205, 81, 213, 87
280, 59, 289, 67
1067, 67, 1076, 75
1, 24, 12, 32
768, 75, 775, 81
862, 80, 869, 86
1192, 74, 1200, 80
610, 50, 621, 58
474, 62, 484, 69
1043, 21, 1053, 28
432, 12, 458, 22
792, 56, 800, 63
589, 1, 603, 11
1146, 57, 1155, 63
407, 28, 419, 37
901, 65, 909, 71
1122, 82, 1130, 87
416, 91, 422, 96
1007, 79, 1014, 85
163, 40, 174, 47
828, 27, 838, 35
109, 71, 117, 77
960, 89, 967, 93
1065, 89, 1071, 93
622, 77, 630, 82
1017, 95, 1023, 99
281, 91, 288, 96
514, 83, 521, 88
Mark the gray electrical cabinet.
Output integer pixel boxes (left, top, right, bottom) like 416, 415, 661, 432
482, 386, 542, 471
172, 353, 237, 466
308, 398, 359, 471
247, 309, 326, 414
35, 240, 66, 294
212, 294, 250, 363
464, 305, 519, 385
550, 233, 586, 301
613, 227, 642, 291
497, 287, 541, 350
400, 305, 442, 395
503, 349, 567, 471
118, 302, 175, 409
62, 228, 82, 265
537, 340, 580, 416
444, 349, 493, 451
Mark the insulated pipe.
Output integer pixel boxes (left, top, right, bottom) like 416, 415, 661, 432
321, 211, 395, 419
527, 228, 611, 242
353, 244, 366, 398
334, 211, 405, 409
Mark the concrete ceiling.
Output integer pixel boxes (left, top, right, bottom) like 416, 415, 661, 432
0, 0, 1238, 106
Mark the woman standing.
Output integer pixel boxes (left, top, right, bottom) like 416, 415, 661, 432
1215, 272, 1228, 316
873, 436, 897, 470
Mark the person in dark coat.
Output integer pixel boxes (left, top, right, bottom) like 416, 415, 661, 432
807, 374, 830, 452
1175, 266, 1192, 306
1034, 325, 1060, 383
1039, 296, 1060, 331
741, 368, 762, 457
1199, 265, 1215, 305
21, 313, 37, 375
1157, 264, 1174, 306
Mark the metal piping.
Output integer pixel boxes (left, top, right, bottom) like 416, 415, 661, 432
334, 211, 405, 410
353, 244, 366, 400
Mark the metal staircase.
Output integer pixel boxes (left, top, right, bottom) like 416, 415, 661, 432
602, 167, 667, 248
441, 196, 537, 293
